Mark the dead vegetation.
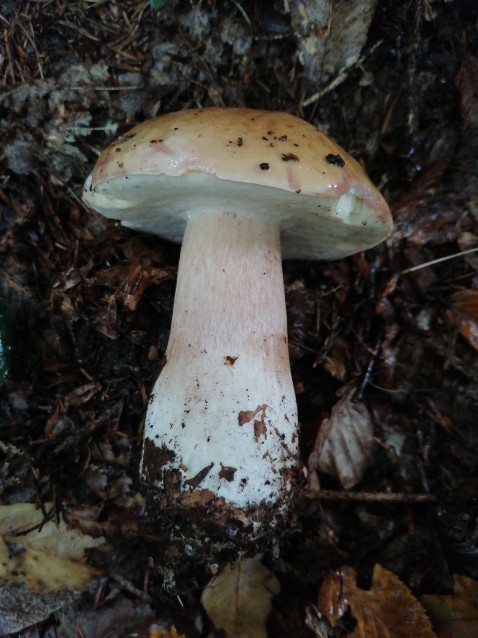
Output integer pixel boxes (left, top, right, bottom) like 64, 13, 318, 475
1, 1, 478, 636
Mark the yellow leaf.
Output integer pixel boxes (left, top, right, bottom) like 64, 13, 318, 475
319, 564, 436, 638
0, 502, 105, 594
201, 555, 280, 638
149, 624, 186, 638
421, 574, 478, 638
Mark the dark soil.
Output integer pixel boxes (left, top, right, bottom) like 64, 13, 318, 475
1, 1, 477, 636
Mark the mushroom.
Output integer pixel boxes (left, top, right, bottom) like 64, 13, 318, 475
82, 108, 392, 522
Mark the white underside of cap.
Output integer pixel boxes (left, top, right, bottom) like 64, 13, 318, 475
83, 171, 388, 260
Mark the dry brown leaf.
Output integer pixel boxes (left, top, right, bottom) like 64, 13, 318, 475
456, 315, 478, 351
64, 381, 101, 408
319, 564, 436, 638
447, 291, 478, 352
322, 337, 350, 381
451, 289, 478, 320
449, 288, 478, 351
121, 265, 170, 311
201, 555, 280, 638
421, 574, 478, 638
308, 389, 373, 489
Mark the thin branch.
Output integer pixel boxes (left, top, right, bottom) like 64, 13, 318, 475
400, 246, 478, 274
303, 489, 437, 503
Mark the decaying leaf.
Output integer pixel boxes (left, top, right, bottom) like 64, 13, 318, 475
149, 624, 186, 638
449, 289, 478, 352
305, 603, 330, 637
201, 555, 280, 638
119, 263, 170, 311
0, 502, 106, 634
0, 502, 105, 592
52, 595, 154, 638
308, 389, 373, 489
319, 564, 435, 638
0, 588, 78, 636
452, 314, 478, 351
421, 574, 478, 638
457, 232, 478, 271
290, 0, 378, 85
451, 289, 478, 320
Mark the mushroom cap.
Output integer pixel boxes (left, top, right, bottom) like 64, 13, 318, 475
83, 108, 392, 259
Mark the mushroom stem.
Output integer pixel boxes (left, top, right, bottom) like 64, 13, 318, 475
142, 212, 299, 508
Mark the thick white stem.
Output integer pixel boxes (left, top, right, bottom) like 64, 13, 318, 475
142, 212, 299, 508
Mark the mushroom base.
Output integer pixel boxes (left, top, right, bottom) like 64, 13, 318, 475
142, 463, 303, 556
142, 212, 300, 512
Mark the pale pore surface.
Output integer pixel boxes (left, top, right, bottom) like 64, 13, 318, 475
143, 213, 299, 506
84, 171, 383, 260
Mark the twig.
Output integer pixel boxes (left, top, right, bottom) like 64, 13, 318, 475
301, 40, 383, 107
304, 489, 437, 503
110, 572, 152, 602
68, 85, 145, 91
399, 246, 478, 274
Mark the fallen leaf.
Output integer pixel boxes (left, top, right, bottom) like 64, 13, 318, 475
291, 0, 378, 85
447, 290, 478, 351
305, 603, 330, 638
446, 308, 478, 350
0, 502, 106, 634
457, 232, 478, 271
421, 574, 478, 638
319, 564, 436, 637
308, 389, 373, 489
0, 502, 105, 592
201, 555, 280, 638
55, 596, 154, 638
120, 263, 169, 311
0, 588, 78, 636
451, 289, 478, 320
149, 624, 186, 638
64, 381, 101, 408
455, 315, 478, 351
322, 337, 350, 381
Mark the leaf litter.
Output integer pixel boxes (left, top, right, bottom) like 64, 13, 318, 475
317, 564, 435, 637
201, 555, 280, 638
0, 502, 106, 634
1, 0, 478, 636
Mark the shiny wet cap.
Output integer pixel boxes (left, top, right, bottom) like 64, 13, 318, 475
83, 108, 392, 259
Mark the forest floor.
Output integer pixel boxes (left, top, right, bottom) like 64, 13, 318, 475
0, 1, 478, 637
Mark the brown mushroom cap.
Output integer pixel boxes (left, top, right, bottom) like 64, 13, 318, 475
83, 108, 392, 259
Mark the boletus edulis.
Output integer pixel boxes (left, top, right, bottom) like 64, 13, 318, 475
83, 108, 392, 536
